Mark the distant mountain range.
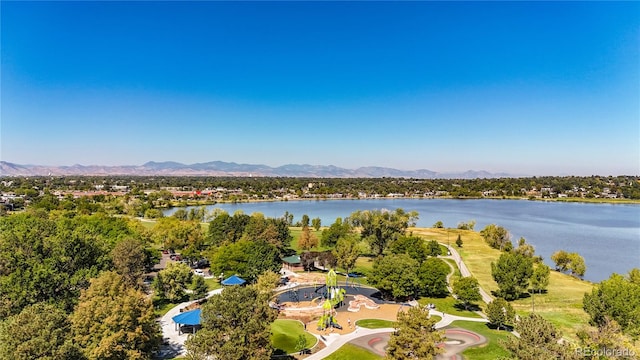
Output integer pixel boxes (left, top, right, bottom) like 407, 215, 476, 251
0, 161, 516, 179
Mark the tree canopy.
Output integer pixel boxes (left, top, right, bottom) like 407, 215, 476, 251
70, 271, 160, 360
418, 258, 450, 297
452, 276, 481, 309
502, 313, 579, 360
350, 208, 418, 256
491, 252, 533, 300
385, 306, 444, 360
486, 298, 515, 330
0, 212, 138, 317
185, 286, 277, 360
0, 303, 81, 360
480, 224, 512, 251
368, 254, 420, 300
583, 270, 640, 338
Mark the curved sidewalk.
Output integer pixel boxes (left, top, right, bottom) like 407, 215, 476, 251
443, 244, 494, 304
304, 310, 487, 360
157, 288, 223, 358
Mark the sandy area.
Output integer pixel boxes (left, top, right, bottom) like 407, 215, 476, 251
297, 304, 402, 336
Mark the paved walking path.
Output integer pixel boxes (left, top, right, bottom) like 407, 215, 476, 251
157, 288, 223, 358
442, 244, 493, 304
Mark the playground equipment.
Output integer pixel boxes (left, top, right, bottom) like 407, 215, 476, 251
316, 269, 346, 330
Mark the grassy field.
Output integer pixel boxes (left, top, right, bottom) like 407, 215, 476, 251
448, 320, 513, 360
355, 319, 396, 329
411, 227, 594, 341
270, 319, 317, 354
322, 343, 382, 360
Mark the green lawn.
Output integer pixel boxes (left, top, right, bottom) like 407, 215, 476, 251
417, 296, 483, 319
270, 319, 317, 354
289, 227, 332, 253
355, 319, 396, 329
152, 297, 181, 317
412, 227, 594, 341
442, 258, 462, 279
448, 320, 513, 360
323, 343, 382, 360
203, 277, 222, 291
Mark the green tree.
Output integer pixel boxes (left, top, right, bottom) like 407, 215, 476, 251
311, 217, 321, 231
457, 220, 476, 230
207, 212, 250, 246
351, 208, 418, 256
152, 217, 204, 251
480, 224, 512, 251
486, 298, 515, 330
433, 221, 444, 228
0, 213, 113, 317
491, 252, 533, 300
530, 263, 550, 294
191, 275, 209, 300
385, 306, 444, 360
333, 235, 361, 283
254, 270, 281, 295
321, 217, 352, 247
418, 258, 450, 297
155, 261, 193, 302
577, 317, 639, 360
551, 250, 571, 271
185, 286, 277, 360
568, 252, 586, 277
0, 303, 82, 360
111, 238, 147, 289
452, 277, 481, 309
301, 214, 310, 228
208, 240, 281, 283
71, 271, 160, 360
514, 237, 536, 258
426, 240, 441, 257
502, 313, 579, 360
389, 235, 430, 264
552, 250, 586, 277
455, 234, 463, 248
295, 334, 308, 354
368, 254, 419, 300
583, 270, 640, 337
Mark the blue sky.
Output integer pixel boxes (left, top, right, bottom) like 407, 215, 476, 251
1, 1, 638, 175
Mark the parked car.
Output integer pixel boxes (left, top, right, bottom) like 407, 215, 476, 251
194, 269, 205, 276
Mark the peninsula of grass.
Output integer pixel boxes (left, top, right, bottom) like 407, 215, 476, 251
270, 319, 317, 355
355, 319, 396, 329
447, 320, 513, 360
411, 227, 594, 341
322, 343, 382, 360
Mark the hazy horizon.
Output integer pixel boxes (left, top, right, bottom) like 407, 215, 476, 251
2, 2, 638, 176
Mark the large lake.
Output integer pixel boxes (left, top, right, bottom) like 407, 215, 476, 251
164, 199, 640, 283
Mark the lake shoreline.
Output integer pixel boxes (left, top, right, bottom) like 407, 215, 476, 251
167, 195, 640, 209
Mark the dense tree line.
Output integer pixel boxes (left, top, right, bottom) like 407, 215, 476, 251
0, 210, 161, 359
2, 176, 639, 211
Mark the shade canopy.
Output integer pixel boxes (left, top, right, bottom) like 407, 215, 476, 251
221, 274, 246, 286
172, 308, 201, 326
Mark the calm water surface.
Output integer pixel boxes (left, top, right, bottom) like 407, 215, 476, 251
165, 199, 639, 282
